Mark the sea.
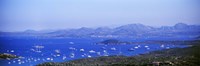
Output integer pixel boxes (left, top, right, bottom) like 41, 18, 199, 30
0, 36, 191, 66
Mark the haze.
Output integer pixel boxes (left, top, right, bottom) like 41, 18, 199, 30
0, 0, 200, 32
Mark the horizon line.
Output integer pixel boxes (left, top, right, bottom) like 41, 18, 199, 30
0, 22, 199, 32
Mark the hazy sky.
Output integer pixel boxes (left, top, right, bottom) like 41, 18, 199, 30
0, 0, 200, 32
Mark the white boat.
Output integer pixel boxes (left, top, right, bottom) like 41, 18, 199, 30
62, 56, 67, 60
103, 54, 108, 56
56, 54, 61, 57
69, 47, 76, 50
69, 42, 74, 44
81, 53, 87, 57
96, 52, 101, 56
101, 47, 106, 49
160, 44, 165, 48
166, 47, 170, 49
137, 45, 141, 47
128, 48, 135, 51
10, 50, 15, 53
12, 61, 16, 63
81, 55, 85, 57
55, 49, 60, 53
70, 53, 75, 58
144, 45, 149, 48
89, 50, 96, 53
103, 50, 107, 52
87, 55, 92, 58
8, 62, 11, 64
134, 46, 139, 49
46, 58, 51, 60
50, 58, 53, 61
111, 47, 116, 51
80, 49, 84, 52
32, 45, 44, 53
103, 50, 109, 56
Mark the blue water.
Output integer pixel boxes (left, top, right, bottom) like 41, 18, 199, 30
0, 36, 189, 66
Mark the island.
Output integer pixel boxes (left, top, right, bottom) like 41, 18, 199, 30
0, 53, 19, 60
96, 39, 132, 44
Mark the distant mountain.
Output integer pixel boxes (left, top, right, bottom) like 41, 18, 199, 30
23, 29, 56, 34
1, 23, 200, 38
174, 23, 188, 29
159, 23, 200, 31
91, 27, 113, 35
113, 24, 154, 35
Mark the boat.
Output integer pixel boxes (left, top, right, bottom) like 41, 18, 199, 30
128, 48, 135, 51
134, 46, 139, 49
144, 45, 149, 48
32, 45, 44, 53
55, 49, 60, 53
70, 53, 75, 58
103, 50, 109, 56
81, 53, 87, 57
69, 42, 74, 44
62, 56, 66, 60
101, 47, 106, 49
96, 52, 101, 56
160, 44, 165, 48
111, 47, 116, 51
69, 47, 76, 50
80, 49, 84, 52
10, 50, 15, 53
138, 45, 141, 47
87, 55, 92, 58
89, 50, 96, 53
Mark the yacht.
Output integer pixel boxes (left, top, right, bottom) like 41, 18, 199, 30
80, 49, 85, 52
69, 42, 74, 44
87, 55, 92, 58
144, 45, 149, 48
89, 50, 96, 53
128, 48, 135, 51
134, 46, 139, 49
160, 44, 165, 48
70, 53, 75, 58
111, 47, 116, 51
69, 47, 76, 50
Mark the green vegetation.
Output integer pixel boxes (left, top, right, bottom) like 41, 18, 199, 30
38, 40, 200, 66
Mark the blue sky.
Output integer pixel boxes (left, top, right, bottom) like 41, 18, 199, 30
0, 0, 200, 32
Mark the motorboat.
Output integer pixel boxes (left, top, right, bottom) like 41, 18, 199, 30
80, 49, 84, 52
89, 50, 96, 53
111, 47, 116, 51
128, 48, 135, 51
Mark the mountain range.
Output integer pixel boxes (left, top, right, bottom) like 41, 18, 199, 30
0, 23, 200, 38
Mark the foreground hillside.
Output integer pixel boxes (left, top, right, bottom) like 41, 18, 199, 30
38, 40, 200, 66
